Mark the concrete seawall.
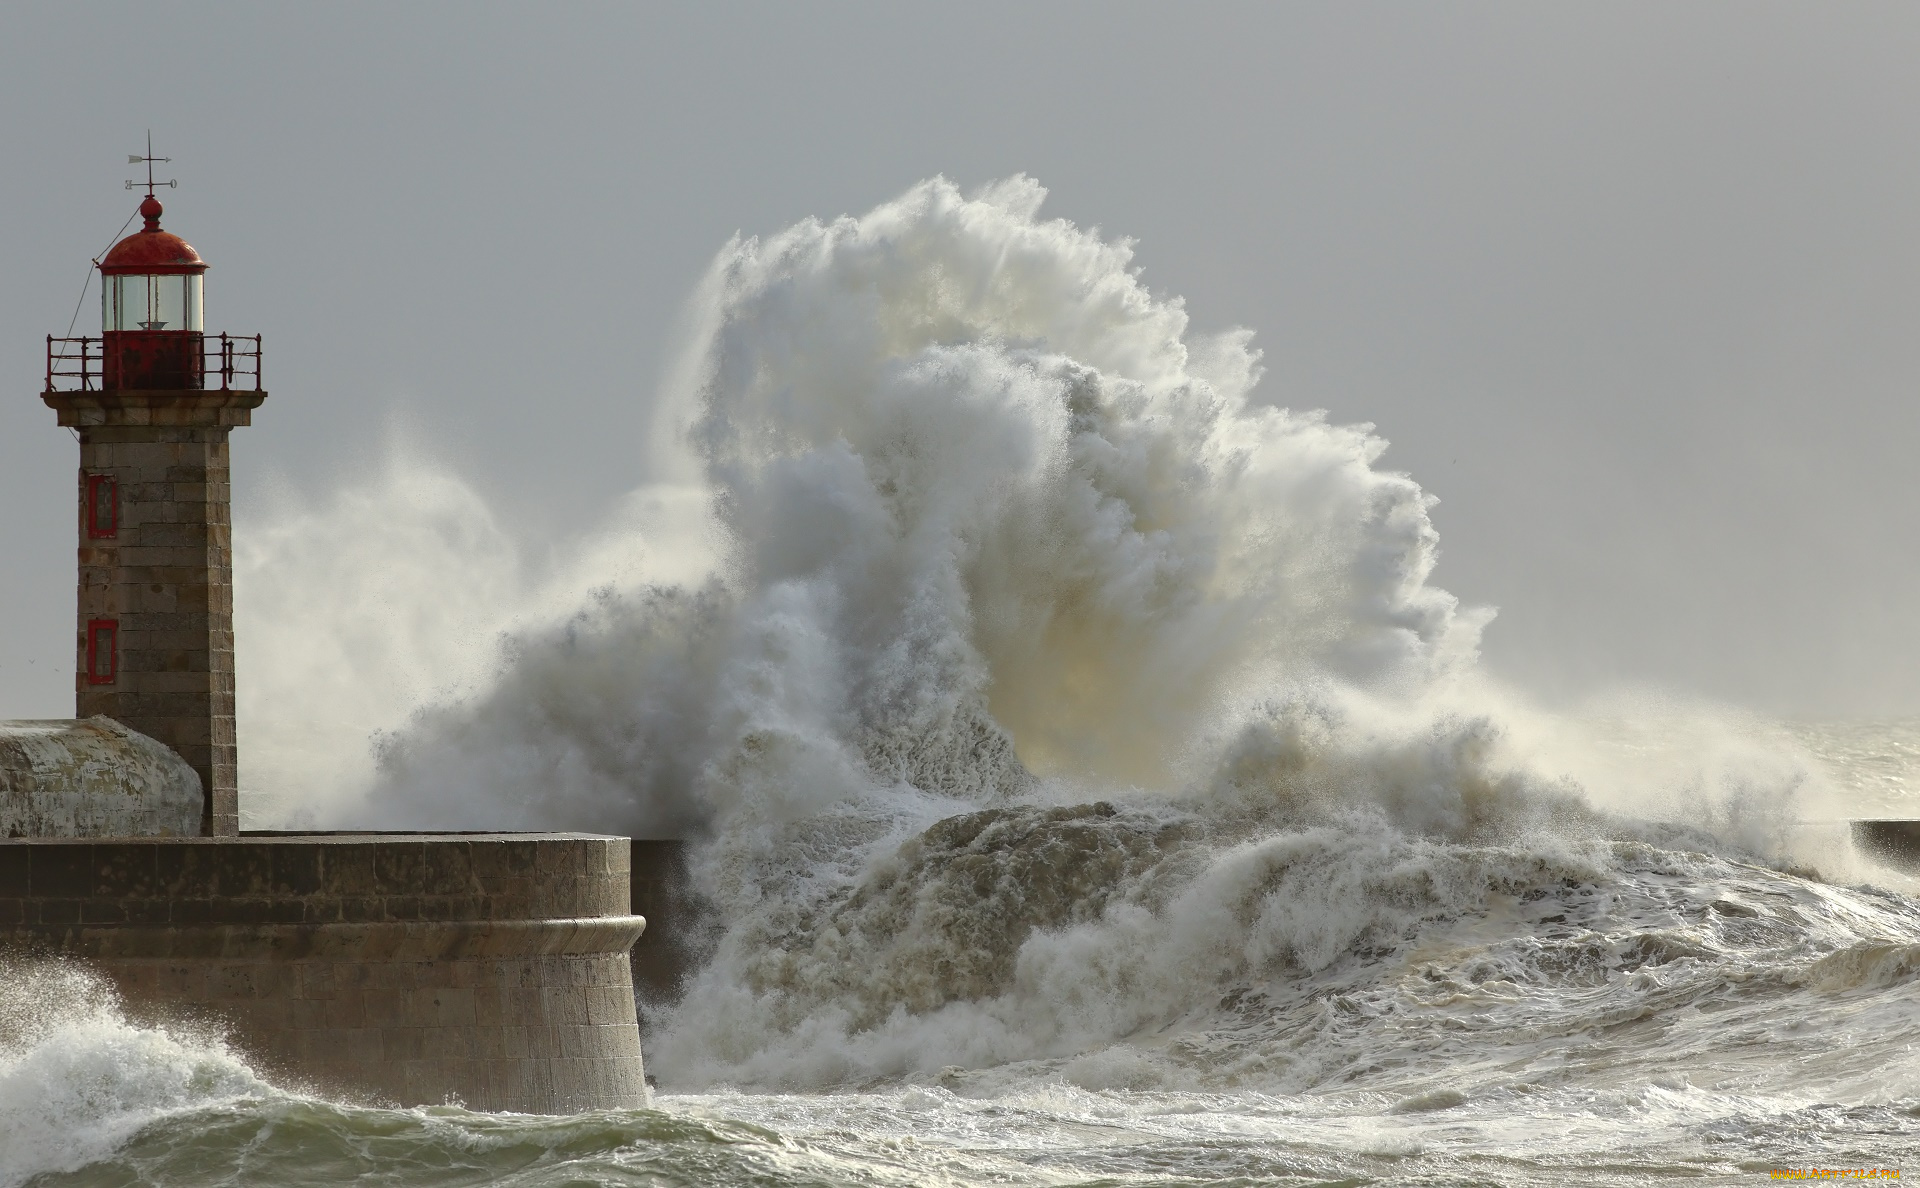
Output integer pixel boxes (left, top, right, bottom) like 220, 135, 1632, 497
629, 839, 698, 1020
0, 832, 647, 1112
1853, 820, 1920, 874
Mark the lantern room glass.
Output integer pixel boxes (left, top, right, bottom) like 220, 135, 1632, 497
102, 273, 203, 332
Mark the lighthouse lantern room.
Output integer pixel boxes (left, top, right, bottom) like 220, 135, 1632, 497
98, 193, 208, 389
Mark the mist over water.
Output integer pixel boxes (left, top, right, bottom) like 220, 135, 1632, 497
116, 176, 1920, 1179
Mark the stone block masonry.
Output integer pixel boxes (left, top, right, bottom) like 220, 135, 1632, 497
0, 832, 648, 1112
43, 388, 269, 837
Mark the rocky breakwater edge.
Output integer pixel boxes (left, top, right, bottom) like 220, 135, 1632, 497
0, 832, 648, 1112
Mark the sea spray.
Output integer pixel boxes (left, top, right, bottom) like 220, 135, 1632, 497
231, 177, 1867, 1096
234, 456, 715, 830
0, 961, 267, 1186
279, 176, 1488, 827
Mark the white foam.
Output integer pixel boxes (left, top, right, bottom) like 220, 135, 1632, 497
224, 176, 1891, 1096
0, 961, 269, 1187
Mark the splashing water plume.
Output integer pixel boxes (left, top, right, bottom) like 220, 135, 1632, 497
314, 176, 1489, 831
230, 177, 1870, 1100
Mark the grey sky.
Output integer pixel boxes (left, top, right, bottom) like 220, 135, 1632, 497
2, 2, 1916, 720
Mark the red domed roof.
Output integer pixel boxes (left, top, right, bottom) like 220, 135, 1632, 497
99, 197, 206, 275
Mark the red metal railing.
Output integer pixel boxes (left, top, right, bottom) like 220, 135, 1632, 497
44, 333, 264, 393
45, 336, 99, 391
209, 333, 263, 392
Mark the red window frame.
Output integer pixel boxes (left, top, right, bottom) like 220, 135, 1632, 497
86, 619, 117, 685
86, 474, 118, 539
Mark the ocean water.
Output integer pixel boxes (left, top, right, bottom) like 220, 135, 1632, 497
11, 735, 1920, 1188
12, 178, 1920, 1185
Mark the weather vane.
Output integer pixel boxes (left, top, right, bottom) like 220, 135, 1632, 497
125, 131, 176, 196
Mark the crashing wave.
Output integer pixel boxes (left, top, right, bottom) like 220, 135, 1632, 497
235, 177, 1860, 1092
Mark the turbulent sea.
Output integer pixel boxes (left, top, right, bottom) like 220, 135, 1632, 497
11, 180, 1920, 1185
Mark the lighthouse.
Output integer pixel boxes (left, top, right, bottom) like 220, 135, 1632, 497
0, 153, 659, 1113
41, 161, 266, 836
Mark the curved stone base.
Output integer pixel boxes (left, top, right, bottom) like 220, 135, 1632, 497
0, 833, 647, 1113
109, 944, 642, 1111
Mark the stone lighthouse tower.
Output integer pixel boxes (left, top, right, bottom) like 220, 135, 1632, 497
41, 164, 265, 836
7, 153, 655, 1115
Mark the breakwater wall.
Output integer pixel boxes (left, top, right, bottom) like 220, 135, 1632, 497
629, 839, 697, 1020
0, 832, 647, 1112
1853, 820, 1920, 874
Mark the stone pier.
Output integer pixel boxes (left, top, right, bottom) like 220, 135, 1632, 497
0, 832, 647, 1112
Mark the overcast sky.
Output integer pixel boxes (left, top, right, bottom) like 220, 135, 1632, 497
2, 2, 1916, 721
